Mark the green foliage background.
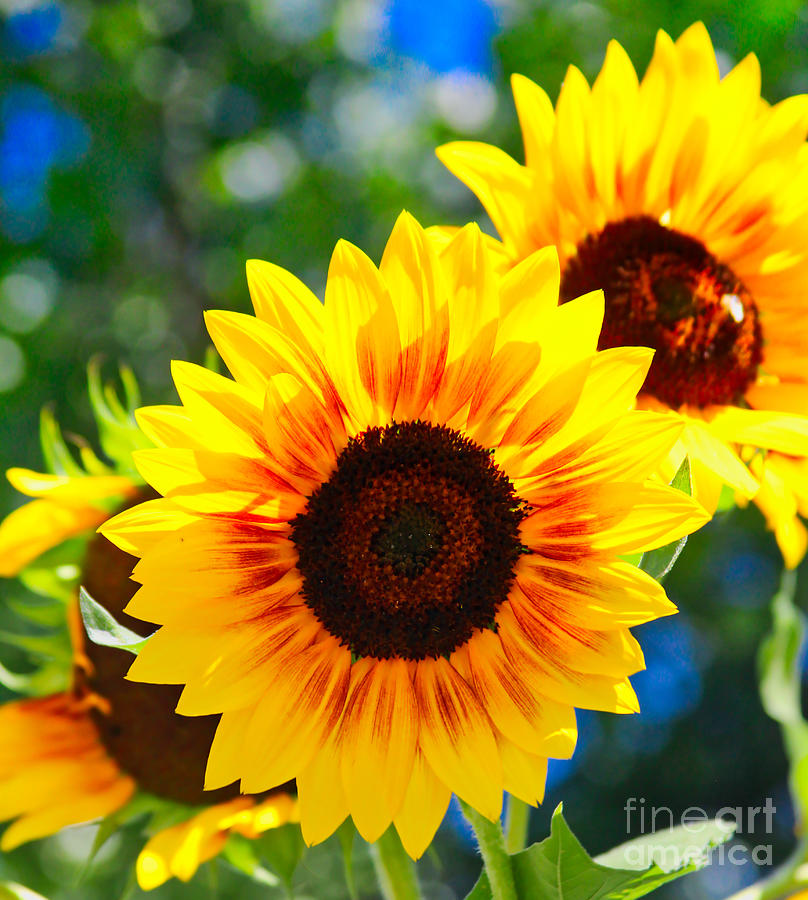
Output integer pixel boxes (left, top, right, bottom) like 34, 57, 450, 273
0, 0, 807, 897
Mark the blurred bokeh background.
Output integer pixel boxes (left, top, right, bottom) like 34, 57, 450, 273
0, 0, 806, 897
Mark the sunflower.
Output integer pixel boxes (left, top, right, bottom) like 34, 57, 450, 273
0, 373, 296, 890
436, 22, 808, 567
0, 363, 145, 576
101, 212, 708, 858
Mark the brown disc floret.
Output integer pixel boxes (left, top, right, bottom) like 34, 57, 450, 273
291, 421, 528, 660
78, 491, 291, 805
560, 215, 763, 409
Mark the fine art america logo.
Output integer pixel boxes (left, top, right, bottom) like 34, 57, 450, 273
623, 798, 776, 868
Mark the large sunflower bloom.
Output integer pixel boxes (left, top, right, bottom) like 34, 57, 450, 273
101, 212, 708, 858
0, 377, 296, 890
437, 22, 808, 566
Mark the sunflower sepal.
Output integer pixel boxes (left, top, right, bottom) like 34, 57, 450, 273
86, 359, 152, 468
79, 587, 152, 656
15, 540, 86, 611
87, 790, 200, 874
464, 804, 735, 900
220, 834, 282, 888
0, 658, 65, 696
336, 819, 359, 900
0, 628, 72, 663
39, 408, 88, 479
0, 881, 49, 900
638, 457, 692, 583
254, 823, 306, 891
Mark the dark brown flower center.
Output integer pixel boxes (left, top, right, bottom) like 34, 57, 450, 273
290, 421, 527, 660
78, 491, 264, 805
559, 216, 764, 409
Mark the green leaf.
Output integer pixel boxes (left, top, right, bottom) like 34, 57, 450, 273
465, 805, 734, 900
0, 661, 38, 694
638, 457, 691, 583
13, 572, 76, 609
39, 408, 84, 477
0, 884, 50, 900
0, 659, 69, 696
221, 834, 281, 886
203, 344, 223, 375
758, 569, 808, 818
758, 571, 805, 730
79, 587, 151, 655
87, 359, 150, 466
0, 629, 71, 661
257, 823, 306, 891
337, 819, 359, 900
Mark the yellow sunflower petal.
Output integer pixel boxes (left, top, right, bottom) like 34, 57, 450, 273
498, 737, 548, 807
435, 142, 535, 257
135, 405, 207, 451
245, 257, 325, 361
461, 629, 577, 758
324, 239, 402, 427
0, 498, 107, 576
204, 707, 254, 791
679, 419, 759, 498
204, 309, 335, 406
497, 603, 640, 715
511, 73, 555, 171
585, 482, 710, 553
137, 798, 252, 889
98, 497, 197, 557
174, 606, 308, 716
132, 447, 303, 520
239, 638, 352, 793
340, 658, 418, 842
393, 752, 451, 860
516, 556, 677, 629
508, 589, 645, 679
2, 777, 135, 851
430, 224, 499, 424
263, 373, 344, 491
0, 694, 135, 851
6, 468, 137, 503
170, 360, 266, 457
298, 733, 350, 847
414, 657, 502, 822
705, 407, 808, 457
498, 245, 560, 322
746, 453, 808, 569
380, 212, 450, 421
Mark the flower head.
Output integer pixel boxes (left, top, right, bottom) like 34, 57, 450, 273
437, 23, 808, 565
102, 212, 708, 857
0, 372, 296, 890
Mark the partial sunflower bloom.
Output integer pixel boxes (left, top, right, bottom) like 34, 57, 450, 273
0, 362, 147, 577
101, 212, 709, 858
0, 375, 296, 890
437, 22, 808, 566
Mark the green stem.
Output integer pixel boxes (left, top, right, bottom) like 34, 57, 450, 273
504, 794, 531, 854
460, 800, 518, 900
370, 828, 423, 900
727, 570, 808, 900
724, 834, 808, 900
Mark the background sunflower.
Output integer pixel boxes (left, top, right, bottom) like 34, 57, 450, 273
2, 2, 807, 899
0, 373, 298, 894
437, 22, 808, 568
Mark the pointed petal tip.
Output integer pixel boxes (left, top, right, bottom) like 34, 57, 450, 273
390, 208, 425, 239
510, 71, 535, 90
